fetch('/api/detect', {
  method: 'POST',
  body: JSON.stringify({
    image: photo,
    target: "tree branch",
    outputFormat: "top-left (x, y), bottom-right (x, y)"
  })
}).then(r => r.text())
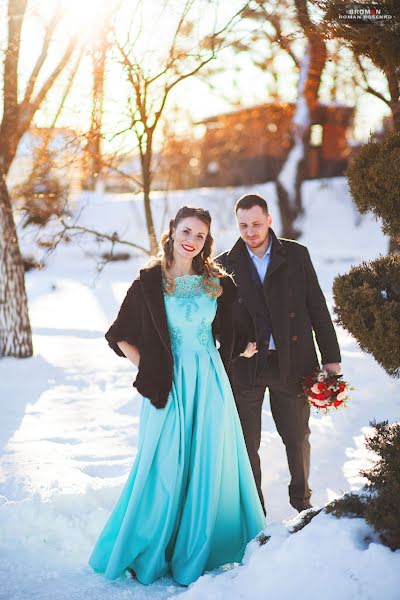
top-left (24, 36), bottom-right (79, 122)
top-left (23, 10), bottom-right (61, 105)
top-left (354, 54), bottom-right (390, 106)
top-left (293, 0), bottom-right (315, 36)
top-left (2, 0), bottom-right (27, 119)
top-left (383, 64), bottom-right (400, 116)
top-left (50, 49), bottom-right (83, 129)
top-left (59, 219), bottom-right (150, 254)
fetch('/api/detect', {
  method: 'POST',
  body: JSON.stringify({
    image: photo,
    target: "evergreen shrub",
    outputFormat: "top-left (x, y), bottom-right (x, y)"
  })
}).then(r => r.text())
top-left (291, 422), bottom-right (400, 551)
top-left (333, 254), bottom-right (400, 377)
top-left (346, 133), bottom-right (400, 241)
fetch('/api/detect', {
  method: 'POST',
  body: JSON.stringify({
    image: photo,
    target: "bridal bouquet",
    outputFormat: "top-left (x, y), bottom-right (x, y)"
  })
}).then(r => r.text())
top-left (302, 369), bottom-right (351, 412)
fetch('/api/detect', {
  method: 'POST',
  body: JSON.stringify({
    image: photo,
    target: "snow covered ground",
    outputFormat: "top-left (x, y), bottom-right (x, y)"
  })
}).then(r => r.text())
top-left (1, 178), bottom-right (399, 599)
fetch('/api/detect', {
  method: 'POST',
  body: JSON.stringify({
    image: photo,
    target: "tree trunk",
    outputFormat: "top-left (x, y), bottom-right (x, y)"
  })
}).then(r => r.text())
top-left (141, 137), bottom-right (158, 255)
top-left (387, 68), bottom-right (400, 254)
top-left (0, 176), bottom-right (33, 357)
top-left (0, 0), bottom-right (78, 358)
top-left (143, 182), bottom-right (158, 256)
top-left (275, 45), bottom-right (311, 239)
top-left (385, 65), bottom-right (400, 134)
top-left (86, 36), bottom-right (107, 190)
top-left (275, 28), bottom-right (327, 239)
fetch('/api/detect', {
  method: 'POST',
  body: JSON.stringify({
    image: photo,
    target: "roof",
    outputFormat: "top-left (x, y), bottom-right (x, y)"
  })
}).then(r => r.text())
top-left (196, 101), bottom-right (354, 125)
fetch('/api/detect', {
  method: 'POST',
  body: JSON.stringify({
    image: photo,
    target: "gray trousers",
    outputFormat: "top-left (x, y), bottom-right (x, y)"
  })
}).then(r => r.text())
top-left (231, 351), bottom-right (311, 513)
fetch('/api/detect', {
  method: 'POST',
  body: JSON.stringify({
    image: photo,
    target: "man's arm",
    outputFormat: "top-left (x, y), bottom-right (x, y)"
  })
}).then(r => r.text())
top-left (303, 247), bottom-right (341, 372)
top-left (215, 251), bottom-right (254, 359)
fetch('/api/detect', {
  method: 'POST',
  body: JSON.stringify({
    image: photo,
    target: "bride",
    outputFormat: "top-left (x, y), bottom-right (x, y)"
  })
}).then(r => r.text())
top-left (88, 205), bottom-right (266, 586)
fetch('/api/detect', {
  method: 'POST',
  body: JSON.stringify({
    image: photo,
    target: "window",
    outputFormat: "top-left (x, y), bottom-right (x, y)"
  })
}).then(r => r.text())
top-left (310, 124), bottom-right (323, 147)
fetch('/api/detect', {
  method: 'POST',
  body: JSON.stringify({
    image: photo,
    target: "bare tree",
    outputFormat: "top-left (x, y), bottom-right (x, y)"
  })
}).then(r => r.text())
top-left (239, 0), bottom-right (328, 238)
top-left (85, 24), bottom-right (111, 191)
top-left (279, 0), bottom-right (327, 238)
top-left (0, 0), bottom-right (80, 357)
top-left (114, 0), bottom-right (247, 255)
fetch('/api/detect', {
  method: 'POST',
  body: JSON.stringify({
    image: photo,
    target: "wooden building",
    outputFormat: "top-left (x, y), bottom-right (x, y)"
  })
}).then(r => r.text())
top-left (197, 102), bottom-right (354, 187)
top-left (160, 101), bottom-right (354, 189)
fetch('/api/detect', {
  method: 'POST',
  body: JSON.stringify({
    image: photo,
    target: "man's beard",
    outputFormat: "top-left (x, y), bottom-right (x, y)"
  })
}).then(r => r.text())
top-left (247, 233), bottom-right (269, 248)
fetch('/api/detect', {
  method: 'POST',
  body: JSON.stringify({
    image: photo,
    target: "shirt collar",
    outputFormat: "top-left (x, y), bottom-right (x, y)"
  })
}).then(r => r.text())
top-left (246, 237), bottom-right (272, 261)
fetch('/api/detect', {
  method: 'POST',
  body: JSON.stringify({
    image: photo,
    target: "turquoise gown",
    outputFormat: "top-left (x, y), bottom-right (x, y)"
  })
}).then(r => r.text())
top-left (88, 275), bottom-right (266, 586)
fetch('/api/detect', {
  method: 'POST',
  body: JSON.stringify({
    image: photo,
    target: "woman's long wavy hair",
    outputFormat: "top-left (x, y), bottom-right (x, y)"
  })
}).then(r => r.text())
top-left (150, 206), bottom-right (227, 297)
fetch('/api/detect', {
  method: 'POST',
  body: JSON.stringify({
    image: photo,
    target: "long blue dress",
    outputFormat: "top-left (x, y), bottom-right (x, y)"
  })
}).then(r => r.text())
top-left (88, 274), bottom-right (266, 586)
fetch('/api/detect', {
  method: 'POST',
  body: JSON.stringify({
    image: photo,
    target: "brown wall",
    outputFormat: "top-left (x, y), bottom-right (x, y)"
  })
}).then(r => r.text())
top-left (159, 103), bottom-right (354, 188)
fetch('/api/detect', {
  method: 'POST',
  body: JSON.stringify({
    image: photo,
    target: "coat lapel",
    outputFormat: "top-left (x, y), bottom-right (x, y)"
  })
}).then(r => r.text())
top-left (264, 229), bottom-right (287, 283)
top-left (225, 238), bottom-right (258, 318)
top-left (139, 264), bottom-right (172, 358)
top-left (226, 230), bottom-right (287, 312)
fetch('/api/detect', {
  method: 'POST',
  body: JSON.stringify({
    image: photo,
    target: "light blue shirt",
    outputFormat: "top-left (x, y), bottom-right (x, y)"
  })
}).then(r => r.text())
top-left (246, 239), bottom-right (276, 350)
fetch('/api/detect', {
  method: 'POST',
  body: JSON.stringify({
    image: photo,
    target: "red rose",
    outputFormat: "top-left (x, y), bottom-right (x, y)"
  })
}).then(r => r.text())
top-left (316, 392), bottom-right (332, 400)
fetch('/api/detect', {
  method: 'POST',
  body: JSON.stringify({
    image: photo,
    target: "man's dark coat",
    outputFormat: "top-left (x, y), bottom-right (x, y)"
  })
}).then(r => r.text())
top-left (105, 263), bottom-right (236, 408)
top-left (217, 229), bottom-right (341, 387)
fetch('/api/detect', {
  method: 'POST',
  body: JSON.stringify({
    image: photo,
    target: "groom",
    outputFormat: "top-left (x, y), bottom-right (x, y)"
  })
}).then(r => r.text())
top-left (217, 194), bottom-right (341, 514)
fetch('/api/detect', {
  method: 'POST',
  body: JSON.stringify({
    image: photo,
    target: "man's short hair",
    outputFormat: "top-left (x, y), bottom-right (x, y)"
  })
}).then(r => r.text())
top-left (235, 194), bottom-right (269, 215)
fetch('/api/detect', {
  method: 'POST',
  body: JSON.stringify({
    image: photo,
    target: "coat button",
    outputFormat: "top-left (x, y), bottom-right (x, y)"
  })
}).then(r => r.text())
top-left (291, 335), bottom-right (298, 342)
top-left (290, 312), bottom-right (295, 318)
top-left (238, 297), bottom-right (244, 304)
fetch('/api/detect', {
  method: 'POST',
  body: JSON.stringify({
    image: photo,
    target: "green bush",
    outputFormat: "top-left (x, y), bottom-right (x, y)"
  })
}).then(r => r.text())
top-left (361, 421), bottom-right (400, 550)
top-left (291, 423), bottom-right (400, 551)
top-left (325, 492), bottom-right (367, 519)
top-left (325, 422), bottom-right (400, 551)
top-left (346, 133), bottom-right (400, 241)
top-left (333, 254), bottom-right (400, 377)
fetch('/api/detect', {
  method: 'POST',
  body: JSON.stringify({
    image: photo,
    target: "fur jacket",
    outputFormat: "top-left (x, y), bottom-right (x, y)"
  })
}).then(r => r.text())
top-left (105, 263), bottom-right (236, 408)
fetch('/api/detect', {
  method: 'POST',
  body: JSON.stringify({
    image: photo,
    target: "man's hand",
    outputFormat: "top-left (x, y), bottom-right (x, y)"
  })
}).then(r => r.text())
top-left (322, 362), bottom-right (342, 375)
top-left (240, 341), bottom-right (258, 358)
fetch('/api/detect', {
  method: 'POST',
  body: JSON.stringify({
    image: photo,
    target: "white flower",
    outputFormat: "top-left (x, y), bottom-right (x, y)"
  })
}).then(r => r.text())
top-left (312, 398), bottom-right (328, 407)
top-left (336, 391), bottom-right (347, 402)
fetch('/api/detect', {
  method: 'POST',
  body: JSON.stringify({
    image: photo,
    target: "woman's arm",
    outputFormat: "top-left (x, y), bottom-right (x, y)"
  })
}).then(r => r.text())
top-left (117, 341), bottom-right (141, 367)
top-left (105, 279), bottom-right (143, 358)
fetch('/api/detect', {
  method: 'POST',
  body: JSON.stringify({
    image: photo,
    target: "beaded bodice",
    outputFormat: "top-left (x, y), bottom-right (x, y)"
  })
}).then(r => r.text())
top-left (163, 275), bottom-right (218, 354)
